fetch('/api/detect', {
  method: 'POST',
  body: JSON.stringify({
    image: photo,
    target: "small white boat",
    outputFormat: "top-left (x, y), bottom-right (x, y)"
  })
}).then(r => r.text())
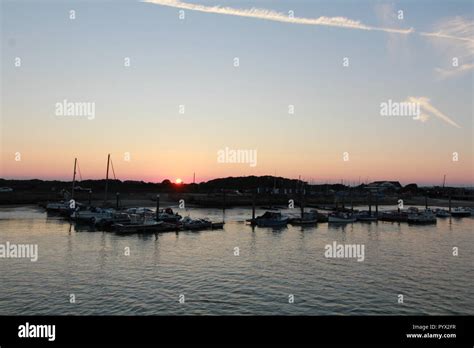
top-left (181, 217), bottom-right (213, 231)
top-left (255, 212), bottom-right (288, 227)
top-left (157, 208), bottom-right (182, 223)
top-left (407, 210), bottom-right (436, 224)
top-left (435, 209), bottom-right (451, 218)
top-left (72, 207), bottom-right (115, 224)
top-left (356, 211), bottom-right (377, 222)
top-left (290, 211), bottom-right (318, 225)
top-left (450, 207), bottom-right (471, 217)
top-left (328, 212), bottom-right (356, 223)
top-left (46, 201), bottom-right (69, 212)
top-left (114, 219), bottom-right (164, 233)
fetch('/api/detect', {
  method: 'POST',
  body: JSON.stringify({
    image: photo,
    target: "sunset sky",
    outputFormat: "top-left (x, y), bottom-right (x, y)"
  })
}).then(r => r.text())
top-left (1, 0), bottom-right (473, 186)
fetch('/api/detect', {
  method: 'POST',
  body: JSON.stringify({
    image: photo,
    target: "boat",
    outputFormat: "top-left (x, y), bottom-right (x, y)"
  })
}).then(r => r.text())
top-left (435, 209), bottom-right (451, 218)
top-left (356, 211), bottom-right (378, 222)
top-left (181, 217), bottom-right (213, 231)
top-left (114, 219), bottom-right (165, 233)
top-left (211, 222), bottom-right (225, 229)
top-left (125, 207), bottom-right (154, 215)
top-left (46, 200), bottom-right (81, 217)
top-left (328, 212), bottom-right (357, 223)
top-left (378, 210), bottom-right (409, 222)
top-left (94, 212), bottom-right (132, 229)
top-left (71, 207), bottom-right (115, 224)
top-left (450, 207), bottom-right (471, 217)
top-left (248, 211), bottom-right (288, 227)
top-left (46, 201), bottom-right (70, 213)
top-left (290, 211), bottom-right (317, 225)
top-left (157, 207), bottom-right (182, 223)
top-left (407, 210), bottom-right (437, 224)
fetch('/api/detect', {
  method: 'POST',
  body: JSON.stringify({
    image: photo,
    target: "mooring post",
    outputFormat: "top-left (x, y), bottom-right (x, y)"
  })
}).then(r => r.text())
top-left (156, 194), bottom-right (160, 220)
top-left (368, 191), bottom-right (372, 215)
top-left (252, 190), bottom-right (256, 220)
top-left (223, 190), bottom-right (226, 212)
top-left (375, 190), bottom-right (379, 217)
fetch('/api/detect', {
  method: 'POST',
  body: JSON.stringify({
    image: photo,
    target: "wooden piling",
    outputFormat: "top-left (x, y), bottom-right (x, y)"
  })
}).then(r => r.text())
top-left (368, 191), bottom-right (372, 214)
top-left (252, 191), bottom-right (256, 220)
top-left (375, 190), bottom-right (379, 216)
top-left (156, 194), bottom-right (160, 220)
top-left (223, 190), bottom-right (226, 212)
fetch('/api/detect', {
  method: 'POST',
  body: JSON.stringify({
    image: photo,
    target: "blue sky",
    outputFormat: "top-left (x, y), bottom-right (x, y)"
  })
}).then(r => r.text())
top-left (1, 0), bottom-right (473, 185)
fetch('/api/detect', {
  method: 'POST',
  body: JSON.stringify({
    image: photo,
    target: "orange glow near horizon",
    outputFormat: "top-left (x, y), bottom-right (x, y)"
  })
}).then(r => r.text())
top-left (175, 178), bottom-right (183, 184)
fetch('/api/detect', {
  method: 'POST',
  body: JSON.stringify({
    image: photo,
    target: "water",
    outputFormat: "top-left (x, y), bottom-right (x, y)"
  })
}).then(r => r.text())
top-left (0, 206), bottom-right (472, 315)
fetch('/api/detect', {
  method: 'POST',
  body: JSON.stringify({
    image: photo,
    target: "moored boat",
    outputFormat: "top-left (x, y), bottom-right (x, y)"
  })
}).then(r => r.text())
top-left (254, 212), bottom-right (288, 227)
top-left (181, 217), bottom-right (213, 231)
top-left (407, 210), bottom-right (437, 224)
top-left (328, 212), bottom-right (356, 223)
top-left (378, 210), bottom-right (409, 222)
top-left (450, 207), bottom-right (471, 217)
top-left (71, 207), bottom-right (115, 224)
top-left (290, 211), bottom-right (317, 225)
top-left (435, 209), bottom-right (451, 218)
top-left (157, 207), bottom-right (182, 223)
top-left (356, 211), bottom-right (378, 222)
top-left (113, 219), bottom-right (165, 233)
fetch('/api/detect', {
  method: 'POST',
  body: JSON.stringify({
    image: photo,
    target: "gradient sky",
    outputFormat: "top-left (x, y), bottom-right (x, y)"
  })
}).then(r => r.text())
top-left (1, 0), bottom-right (473, 186)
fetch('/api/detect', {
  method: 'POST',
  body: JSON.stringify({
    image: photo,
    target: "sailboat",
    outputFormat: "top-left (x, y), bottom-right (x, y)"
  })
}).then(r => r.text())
top-left (46, 158), bottom-right (79, 215)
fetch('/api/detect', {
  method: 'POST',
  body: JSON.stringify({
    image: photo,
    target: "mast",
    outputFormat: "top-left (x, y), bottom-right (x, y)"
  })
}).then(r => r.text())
top-left (104, 154), bottom-right (110, 204)
top-left (71, 158), bottom-right (77, 200)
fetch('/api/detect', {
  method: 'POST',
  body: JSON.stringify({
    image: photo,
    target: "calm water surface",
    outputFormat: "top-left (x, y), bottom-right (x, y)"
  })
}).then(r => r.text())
top-left (0, 206), bottom-right (473, 315)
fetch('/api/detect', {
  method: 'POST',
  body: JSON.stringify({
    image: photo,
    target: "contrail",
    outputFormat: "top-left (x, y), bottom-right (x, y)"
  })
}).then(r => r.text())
top-left (420, 31), bottom-right (474, 43)
top-left (142, 0), bottom-right (414, 34)
top-left (407, 97), bottom-right (461, 128)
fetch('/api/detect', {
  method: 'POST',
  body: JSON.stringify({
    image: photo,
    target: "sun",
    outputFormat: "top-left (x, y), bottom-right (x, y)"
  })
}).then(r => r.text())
top-left (175, 178), bottom-right (183, 184)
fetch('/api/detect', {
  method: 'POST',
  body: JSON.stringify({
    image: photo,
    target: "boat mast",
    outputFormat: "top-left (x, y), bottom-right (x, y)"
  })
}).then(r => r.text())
top-left (71, 158), bottom-right (77, 200)
top-left (104, 154), bottom-right (110, 204)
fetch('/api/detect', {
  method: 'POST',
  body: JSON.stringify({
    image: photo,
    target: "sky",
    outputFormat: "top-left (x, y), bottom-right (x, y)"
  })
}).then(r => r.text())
top-left (1, 0), bottom-right (473, 186)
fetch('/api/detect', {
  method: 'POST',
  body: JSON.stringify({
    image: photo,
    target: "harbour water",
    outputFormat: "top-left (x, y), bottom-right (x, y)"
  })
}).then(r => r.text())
top-left (0, 206), bottom-right (472, 315)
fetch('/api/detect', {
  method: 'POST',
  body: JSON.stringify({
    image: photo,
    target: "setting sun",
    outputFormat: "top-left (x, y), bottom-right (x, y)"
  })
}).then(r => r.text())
top-left (175, 178), bottom-right (183, 184)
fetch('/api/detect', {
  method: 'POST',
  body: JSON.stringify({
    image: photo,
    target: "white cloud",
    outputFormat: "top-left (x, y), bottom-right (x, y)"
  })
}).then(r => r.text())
top-left (435, 63), bottom-right (474, 80)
